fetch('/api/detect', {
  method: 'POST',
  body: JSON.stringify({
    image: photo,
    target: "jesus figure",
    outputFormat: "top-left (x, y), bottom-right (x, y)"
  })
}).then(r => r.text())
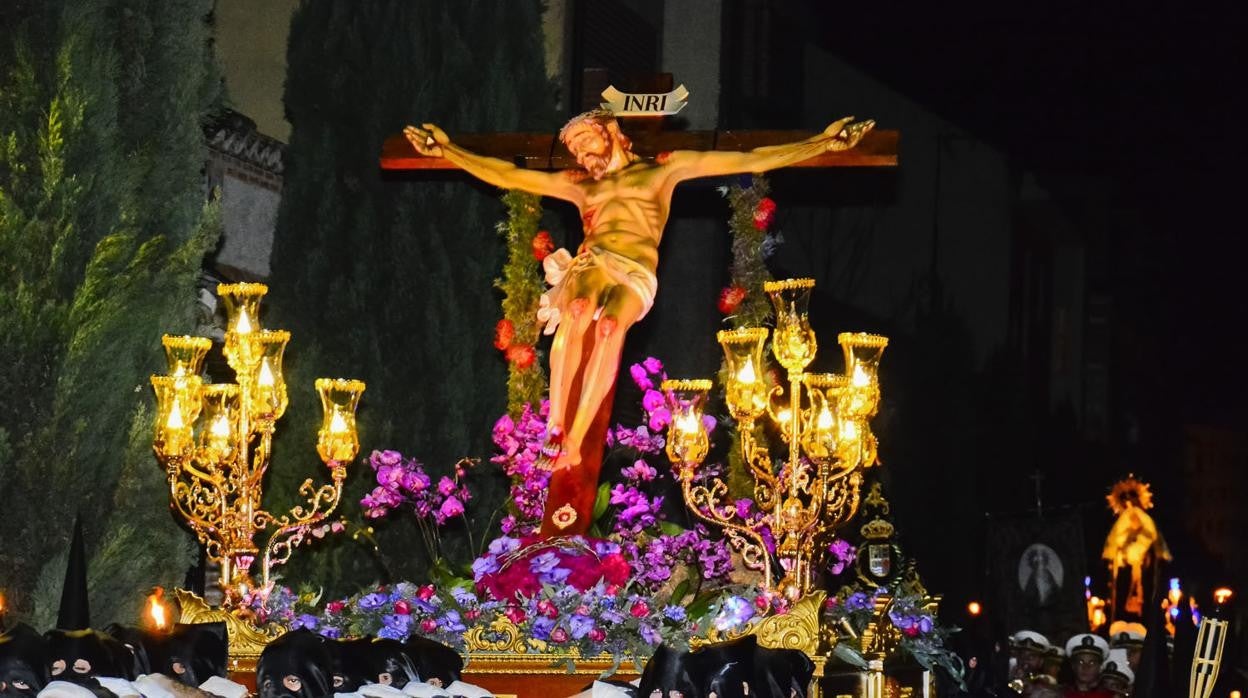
top-left (405, 111), bottom-right (873, 534)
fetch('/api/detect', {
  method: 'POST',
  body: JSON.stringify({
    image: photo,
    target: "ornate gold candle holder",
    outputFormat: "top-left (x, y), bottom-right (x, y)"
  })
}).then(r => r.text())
top-left (150, 283), bottom-right (365, 608)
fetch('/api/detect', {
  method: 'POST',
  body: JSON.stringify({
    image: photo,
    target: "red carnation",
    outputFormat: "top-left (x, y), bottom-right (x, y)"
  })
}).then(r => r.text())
top-left (493, 318), bottom-right (515, 351)
top-left (532, 230), bottom-right (554, 261)
top-left (417, 584), bottom-right (436, 601)
top-left (753, 197), bottom-right (777, 230)
top-left (718, 286), bottom-right (747, 315)
top-left (394, 600), bottom-right (411, 615)
top-left (505, 344), bottom-right (536, 369)
top-left (629, 600), bottom-right (651, 618)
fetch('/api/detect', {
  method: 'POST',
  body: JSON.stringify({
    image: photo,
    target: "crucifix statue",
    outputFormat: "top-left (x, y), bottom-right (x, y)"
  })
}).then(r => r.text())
top-left (400, 110), bottom-right (878, 536)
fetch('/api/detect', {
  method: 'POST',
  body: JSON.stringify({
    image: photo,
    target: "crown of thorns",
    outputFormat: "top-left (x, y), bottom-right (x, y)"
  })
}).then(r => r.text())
top-left (559, 109), bottom-right (617, 142)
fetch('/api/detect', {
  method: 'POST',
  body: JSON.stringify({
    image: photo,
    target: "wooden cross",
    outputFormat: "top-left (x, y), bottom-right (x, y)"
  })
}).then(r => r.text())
top-left (380, 126), bottom-right (898, 171)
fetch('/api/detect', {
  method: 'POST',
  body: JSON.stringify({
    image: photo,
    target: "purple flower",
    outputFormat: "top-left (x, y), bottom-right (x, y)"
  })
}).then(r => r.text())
top-left (593, 540), bottom-right (621, 556)
top-left (621, 460), bottom-right (657, 482)
top-left (382, 613), bottom-right (412, 634)
top-left (531, 616), bottom-right (555, 641)
top-left (827, 538), bottom-right (857, 575)
top-left (471, 555), bottom-right (499, 581)
top-left (438, 495), bottom-right (464, 519)
top-left (529, 551), bottom-right (561, 575)
top-left (437, 476), bottom-right (456, 497)
top-left (714, 596), bottom-right (756, 631)
top-left (647, 407), bottom-right (672, 432)
top-left (291, 614), bottom-right (319, 631)
top-left (568, 614), bottom-right (596, 639)
top-left (643, 357), bottom-right (664, 374)
top-left (318, 627), bottom-right (342, 639)
top-left (439, 610), bottom-right (466, 633)
top-left (845, 592), bottom-right (872, 612)
top-left (358, 592), bottom-right (388, 610)
top-left (629, 364), bottom-right (653, 390)
top-left (642, 389), bottom-right (665, 413)
top-left (373, 450), bottom-right (403, 467)
top-left (702, 414), bottom-right (717, 434)
top-left (638, 622), bottom-right (662, 646)
top-left (662, 605), bottom-right (687, 622)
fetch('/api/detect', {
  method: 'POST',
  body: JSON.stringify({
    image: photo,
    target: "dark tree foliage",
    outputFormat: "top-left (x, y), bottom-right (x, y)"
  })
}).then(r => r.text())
top-left (0, 0), bottom-right (222, 625)
top-left (266, 0), bottom-right (555, 591)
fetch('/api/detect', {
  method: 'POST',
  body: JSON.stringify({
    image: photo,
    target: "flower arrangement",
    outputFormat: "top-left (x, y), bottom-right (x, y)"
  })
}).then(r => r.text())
top-left (822, 582), bottom-right (965, 683)
top-left (494, 191), bottom-right (549, 413)
top-left (359, 450), bottom-right (480, 564)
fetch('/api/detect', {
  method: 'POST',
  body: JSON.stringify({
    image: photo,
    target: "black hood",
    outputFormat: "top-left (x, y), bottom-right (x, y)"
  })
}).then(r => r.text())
top-left (0, 624), bottom-right (48, 698)
top-left (636, 644), bottom-right (696, 698)
top-left (57, 517), bottom-right (90, 632)
top-left (257, 630), bottom-right (333, 698)
top-left (752, 645), bottom-right (815, 698)
top-left (687, 636), bottom-right (757, 698)
top-left (326, 638), bottom-right (372, 693)
top-left (364, 639), bottom-right (416, 689)
top-left (400, 636), bottom-right (462, 688)
top-left (102, 625), bottom-right (162, 680)
top-left (163, 623), bottom-right (226, 686)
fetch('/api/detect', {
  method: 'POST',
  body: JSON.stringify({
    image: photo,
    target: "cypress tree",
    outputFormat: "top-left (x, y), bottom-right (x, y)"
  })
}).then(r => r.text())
top-left (0, 0), bottom-right (222, 625)
top-left (267, 0), bottom-right (555, 590)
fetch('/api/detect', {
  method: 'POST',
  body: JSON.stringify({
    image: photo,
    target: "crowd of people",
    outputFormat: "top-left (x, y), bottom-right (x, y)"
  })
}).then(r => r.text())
top-left (1005, 625), bottom-right (1144, 697)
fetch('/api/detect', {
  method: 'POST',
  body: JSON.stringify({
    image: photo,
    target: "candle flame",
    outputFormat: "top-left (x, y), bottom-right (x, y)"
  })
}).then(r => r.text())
top-left (147, 589), bottom-right (167, 630)
top-left (777, 408), bottom-right (792, 424)
top-left (258, 358), bottom-right (275, 387)
top-left (235, 307), bottom-right (253, 334)
top-left (166, 399), bottom-right (185, 429)
top-left (1214, 587), bottom-right (1233, 605)
top-left (736, 357), bottom-right (757, 384)
top-left (816, 405), bottom-right (834, 431)
top-left (329, 410), bottom-right (349, 434)
top-left (851, 364), bottom-right (871, 387)
top-left (676, 412), bottom-right (701, 435)
top-left (210, 414), bottom-right (231, 438)
top-left (967, 601), bottom-right (982, 616)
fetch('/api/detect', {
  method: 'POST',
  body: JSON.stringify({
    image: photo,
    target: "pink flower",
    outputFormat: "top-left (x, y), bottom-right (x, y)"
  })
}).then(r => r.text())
top-left (326, 601), bottom-right (345, 614)
top-left (642, 389), bottom-right (665, 413)
top-left (588, 627), bottom-right (606, 642)
top-left (538, 599), bottom-right (559, 619)
top-left (394, 600), bottom-right (411, 615)
top-left (420, 618), bottom-right (438, 633)
top-left (437, 476), bottom-right (456, 496)
top-left (439, 496), bottom-right (464, 519)
top-left (550, 627), bottom-right (569, 643)
top-left (629, 363), bottom-right (653, 390)
top-left (504, 605), bottom-right (527, 624)
top-left (417, 585), bottom-right (436, 601)
top-left (643, 357), bottom-right (664, 374)
top-left (630, 600), bottom-right (650, 618)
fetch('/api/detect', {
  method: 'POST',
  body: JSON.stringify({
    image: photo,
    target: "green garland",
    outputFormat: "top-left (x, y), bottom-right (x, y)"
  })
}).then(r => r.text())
top-left (494, 191), bottom-right (549, 415)
top-left (724, 176), bottom-right (777, 328)
top-left (720, 177), bottom-right (779, 496)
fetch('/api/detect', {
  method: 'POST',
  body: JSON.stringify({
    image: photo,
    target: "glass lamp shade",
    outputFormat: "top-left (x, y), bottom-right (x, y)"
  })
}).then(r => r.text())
top-left (151, 374), bottom-right (203, 458)
top-left (765, 278), bottom-right (818, 372)
top-left (717, 327), bottom-right (770, 421)
top-left (661, 379), bottom-right (712, 475)
top-left (837, 332), bottom-right (888, 419)
top-left (162, 335), bottom-right (212, 377)
top-left (199, 384), bottom-right (240, 460)
top-left (218, 282), bottom-right (268, 370)
top-left (316, 378), bottom-right (365, 464)
top-left (801, 373), bottom-right (846, 461)
top-left (249, 330), bottom-right (290, 420)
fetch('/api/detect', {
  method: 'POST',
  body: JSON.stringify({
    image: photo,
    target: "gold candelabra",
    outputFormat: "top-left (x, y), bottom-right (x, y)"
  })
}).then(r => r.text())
top-left (664, 278), bottom-right (886, 598)
top-left (151, 282), bottom-right (364, 607)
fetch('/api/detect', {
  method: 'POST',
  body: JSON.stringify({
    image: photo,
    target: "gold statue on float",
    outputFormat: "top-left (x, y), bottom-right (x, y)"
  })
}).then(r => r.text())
top-left (404, 112), bottom-right (874, 536)
top-left (1101, 476), bottom-right (1171, 617)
